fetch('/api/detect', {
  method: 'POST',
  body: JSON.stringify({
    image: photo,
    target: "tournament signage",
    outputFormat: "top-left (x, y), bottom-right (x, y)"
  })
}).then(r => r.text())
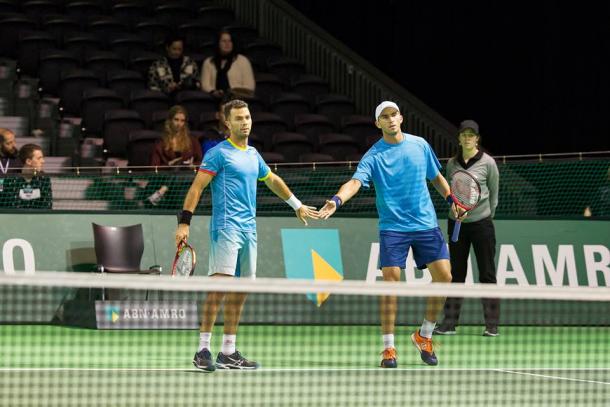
top-left (95, 301), bottom-right (198, 329)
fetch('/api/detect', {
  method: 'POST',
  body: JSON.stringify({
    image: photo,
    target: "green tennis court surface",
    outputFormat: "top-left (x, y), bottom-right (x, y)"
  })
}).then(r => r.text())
top-left (1, 325), bottom-right (608, 406)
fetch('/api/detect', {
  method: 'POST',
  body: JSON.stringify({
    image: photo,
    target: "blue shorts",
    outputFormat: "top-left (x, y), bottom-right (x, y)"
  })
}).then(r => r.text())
top-left (379, 227), bottom-right (449, 270)
top-left (208, 228), bottom-right (257, 278)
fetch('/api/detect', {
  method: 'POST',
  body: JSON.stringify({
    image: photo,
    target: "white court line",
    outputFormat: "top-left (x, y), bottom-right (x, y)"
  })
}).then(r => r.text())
top-left (497, 369), bottom-right (610, 385)
top-left (0, 367), bottom-right (609, 373)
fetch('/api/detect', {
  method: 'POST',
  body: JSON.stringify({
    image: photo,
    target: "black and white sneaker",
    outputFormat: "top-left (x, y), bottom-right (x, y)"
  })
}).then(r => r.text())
top-left (193, 349), bottom-right (216, 372)
top-left (483, 327), bottom-right (499, 337)
top-left (216, 350), bottom-right (260, 370)
top-left (433, 325), bottom-right (457, 335)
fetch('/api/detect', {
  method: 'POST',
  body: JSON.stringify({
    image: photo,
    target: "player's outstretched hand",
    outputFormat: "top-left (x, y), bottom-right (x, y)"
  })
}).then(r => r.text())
top-left (296, 205), bottom-right (320, 226)
top-left (319, 200), bottom-right (337, 220)
top-left (175, 224), bottom-right (189, 247)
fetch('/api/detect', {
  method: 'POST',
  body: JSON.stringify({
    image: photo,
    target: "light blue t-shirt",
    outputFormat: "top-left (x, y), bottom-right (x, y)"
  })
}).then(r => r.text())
top-left (199, 139), bottom-right (271, 232)
top-left (352, 133), bottom-right (441, 232)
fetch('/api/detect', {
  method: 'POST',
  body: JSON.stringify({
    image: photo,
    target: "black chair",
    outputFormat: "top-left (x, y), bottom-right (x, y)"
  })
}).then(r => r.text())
top-left (155, 3), bottom-right (193, 26)
top-left (63, 32), bottom-right (103, 63)
top-left (318, 133), bottom-right (361, 160)
top-left (198, 5), bottom-right (236, 29)
top-left (315, 94), bottom-right (356, 129)
top-left (128, 89), bottom-right (170, 128)
top-left (291, 75), bottom-right (330, 105)
top-left (260, 151), bottom-right (285, 164)
top-left (199, 111), bottom-right (219, 131)
top-left (106, 69), bottom-right (146, 104)
top-left (271, 132), bottom-right (314, 162)
top-left (23, 0), bottom-right (61, 19)
top-left (127, 129), bottom-right (162, 167)
top-left (41, 16), bottom-right (81, 43)
top-left (174, 91), bottom-right (217, 128)
top-left (108, 34), bottom-right (148, 61)
top-left (150, 110), bottom-right (169, 131)
top-left (38, 49), bottom-right (80, 96)
top-left (81, 88), bottom-right (124, 136)
top-left (248, 133), bottom-right (264, 152)
top-left (269, 93), bottom-right (311, 129)
top-left (65, 1), bottom-right (104, 23)
top-left (244, 40), bottom-right (283, 72)
top-left (294, 113), bottom-right (336, 146)
top-left (341, 115), bottom-right (379, 150)
top-left (267, 57), bottom-right (306, 84)
top-left (251, 112), bottom-right (288, 151)
top-left (111, 2), bottom-right (147, 27)
top-left (86, 17), bottom-right (128, 44)
top-left (222, 23), bottom-right (258, 46)
top-left (0, 14), bottom-right (38, 58)
top-left (240, 95), bottom-right (265, 113)
top-left (299, 153), bottom-right (335, 163)
top-left (179, 21), bottom-right (216, 52)
top-left (58, 69), bottom-right (101, 116)
top-left (102, 109), bottom-right (146, 158)
top-left (134, 20), bottom-right (170, 52)
top-left (84, 51), bottom-right (124, 80)
top-left (255, 72), bottom-right (285, 106)
top-left (128, 50), bottom-right (162, 77)
top-left (17, 31), bottom-right (56, 77)
top-left (92, 223), bottom-right (161, 301)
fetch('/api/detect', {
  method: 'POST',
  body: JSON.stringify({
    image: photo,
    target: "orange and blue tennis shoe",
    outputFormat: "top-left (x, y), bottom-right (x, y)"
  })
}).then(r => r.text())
top-left (411, 330), bottom-right (438, 366)
top-left (380, 347), bottom-right (397, 368)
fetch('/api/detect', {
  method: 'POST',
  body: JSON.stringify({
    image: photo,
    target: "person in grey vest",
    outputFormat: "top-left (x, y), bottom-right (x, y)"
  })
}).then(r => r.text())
top-left (435, 120), bottom-right (500, 337)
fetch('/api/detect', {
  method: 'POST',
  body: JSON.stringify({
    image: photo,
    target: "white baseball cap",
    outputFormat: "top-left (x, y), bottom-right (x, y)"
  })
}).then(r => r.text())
top-left (374, 101), bottom-right (400, 121)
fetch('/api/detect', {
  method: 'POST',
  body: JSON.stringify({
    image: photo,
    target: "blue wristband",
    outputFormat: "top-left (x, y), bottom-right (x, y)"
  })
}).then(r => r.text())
top-left (330, 195), bottom-right (342, 207)
top-left (446, 195), bottom-right (454, 205)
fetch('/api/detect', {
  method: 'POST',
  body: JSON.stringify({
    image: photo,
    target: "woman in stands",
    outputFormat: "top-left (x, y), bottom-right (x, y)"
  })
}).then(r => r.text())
top-left (200, 29), bottom-right (255, 98)
top-left (147, 105), bottom-right (202, 207)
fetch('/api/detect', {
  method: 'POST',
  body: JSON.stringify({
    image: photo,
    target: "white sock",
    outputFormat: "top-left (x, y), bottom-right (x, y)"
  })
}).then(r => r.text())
top-left (221, 334), bottom-right (236, 355)
top-left (420, 319), bottom-right (436, 338)
top-left (198, 332), bottom-right (212, 352)
top-left (382, 334), bottom-right (395, 349)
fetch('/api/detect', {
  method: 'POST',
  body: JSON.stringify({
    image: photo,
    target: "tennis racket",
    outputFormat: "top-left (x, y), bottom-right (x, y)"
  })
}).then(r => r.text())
top-left (450, 170), bottom-right (482, 242)
top-left (171, 240), bottom-right (196, 277)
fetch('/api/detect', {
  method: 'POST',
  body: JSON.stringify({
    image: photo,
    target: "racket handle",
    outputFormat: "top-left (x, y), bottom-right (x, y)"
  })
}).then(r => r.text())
top-left (451, 220), bottom-right (462, 242)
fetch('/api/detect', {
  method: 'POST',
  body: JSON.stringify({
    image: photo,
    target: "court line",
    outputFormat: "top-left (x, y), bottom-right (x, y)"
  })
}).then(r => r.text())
top-left (1, 367), bottom-right (609, 373)
top-left (496, 369), bottom-right (610, 385)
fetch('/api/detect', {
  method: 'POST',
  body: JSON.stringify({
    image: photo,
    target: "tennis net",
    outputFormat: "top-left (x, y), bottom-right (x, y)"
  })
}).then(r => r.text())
top-left (0, 272), bottom-right (608, 406)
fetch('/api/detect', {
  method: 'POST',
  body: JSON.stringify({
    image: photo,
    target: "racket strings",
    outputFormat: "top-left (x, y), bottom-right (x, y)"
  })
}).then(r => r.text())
top-left (451, 175), bottom-right (479, 208)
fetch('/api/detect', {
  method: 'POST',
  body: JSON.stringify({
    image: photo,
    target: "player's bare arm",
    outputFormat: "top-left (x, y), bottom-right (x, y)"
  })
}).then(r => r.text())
top-left (175, 171), bottom-right (214, 245)
top-left (430, 173), bottom-right (463, 219)
top-left (319, 179), bottom-right (362, 220)
top-left (263, 172), bottom-right (320, 225)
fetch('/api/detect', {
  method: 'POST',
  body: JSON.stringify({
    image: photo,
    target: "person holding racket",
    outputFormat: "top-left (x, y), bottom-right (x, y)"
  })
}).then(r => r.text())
top-left (434, 120), bottom-right (500, 337)
top-left (175, 99), bottom-right (319, 372)
top-left (319, 101), bottom-right (460, 367)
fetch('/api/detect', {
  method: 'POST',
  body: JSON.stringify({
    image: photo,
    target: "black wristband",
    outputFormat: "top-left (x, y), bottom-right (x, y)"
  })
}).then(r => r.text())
top-left (178, 210), bottom-right (193, 225)
top-left (446, 195), bottom-right (454, 205)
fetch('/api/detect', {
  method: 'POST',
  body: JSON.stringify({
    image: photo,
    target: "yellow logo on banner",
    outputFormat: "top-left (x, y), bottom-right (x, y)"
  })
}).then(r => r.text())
top-left (311, 249), bottom-right (343, 306)
top-left (111, 312), bottom-right (119, 323)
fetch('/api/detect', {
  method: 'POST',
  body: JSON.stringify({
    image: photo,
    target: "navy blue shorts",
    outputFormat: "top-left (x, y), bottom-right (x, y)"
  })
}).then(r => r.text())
top-left (379, 227), bottom-right (449, 270)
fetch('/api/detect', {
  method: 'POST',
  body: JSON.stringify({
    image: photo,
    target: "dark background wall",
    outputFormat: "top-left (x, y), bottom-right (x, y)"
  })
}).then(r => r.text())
top-left (287, 0), bottom-right (610, 156)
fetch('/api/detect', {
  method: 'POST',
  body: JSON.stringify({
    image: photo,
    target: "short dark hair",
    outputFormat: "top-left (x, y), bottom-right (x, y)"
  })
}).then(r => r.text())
top-left (18, 144), bottom-right (42, 163)
top-left (164, 32), bottom-right (185, 47)
top-left (223, 99), bottom-right (249, 119)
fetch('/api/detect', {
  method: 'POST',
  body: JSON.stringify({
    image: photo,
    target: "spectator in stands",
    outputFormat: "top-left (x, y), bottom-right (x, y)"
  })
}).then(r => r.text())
top-left (584, 166), bottom-right (610, 217)
top-left (5, 143), bottom-right (52, 209)
top-left (200, 100), bottom-right (230, 156)
top-left (434, 120), bottom-right (500, 337)
top-left (0, 128), bottom-right (22, 208)
top-left (147, 105), bottom-right (203, 207)
top-left (200, 30), bottom-right (255, 99)
top-left (148, 32), bottom-right (200, 97)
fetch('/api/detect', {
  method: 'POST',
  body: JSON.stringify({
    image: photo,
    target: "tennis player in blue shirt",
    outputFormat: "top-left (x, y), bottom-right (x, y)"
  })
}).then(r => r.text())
top-left (319, 101), bottom-right (459, 367)
top-left (176, 99), bottom-right (319, 372)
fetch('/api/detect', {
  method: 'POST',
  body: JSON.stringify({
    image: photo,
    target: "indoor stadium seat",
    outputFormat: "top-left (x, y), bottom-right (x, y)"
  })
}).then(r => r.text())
top-left (62, 32), bottom-right (103, 63)
top-left (92, 223), bottom-right (161, 300)
top-left (315, 94), bottom-right (356, 129)
top-left (0, 14), bottom-right (38, 58)
top-left (126, 129), bottom-right (162, 167)
top-left (294, 113), bottom-right (336, 146)
top-left (317, 133), bottom-right (361, 161)
top-left (269, 92), bottom-right (311, 129)
top-left (128, 50), bottom-right (162, 77)
top-left (298, 153), bottom-right (335, 163)
top-left (198, 5), bottom-right (236, 29)
top-left (291, 74), bottom-right (331, 105)
top-left (267, 57), bottom-right (306, 84)
top-left (41, 15), bottom-right (81, 43)
top-left (58, 69), bottom-right (101, 116)
top-left (271, 132), bottom-right (314, 162)
top-left (251, 112), bottom-right (288, 151)
top-left (244, 40), bottom-right (283, 72)
top-left (254, 72), bottom-right (286, 106)
top-left (128, 89), bottom-right (170, 129)
top-left (81, 88), bottom-right (124, 137)
top-left (154, 3), bottom-right (193, 27)
top-left (17, 31), bottom-right (56, 77)
top-left (106, 69), bottom-right (146, 104)
top-left (102, 109), bottom-right (145, 158)
top-left (260, 151), bottom-right (285, 164)
top-left (108, 34), bottom-right (148, 61)
top-left (341, 115), bottom-right (379, 150)
top-left (174, 91), bottom-right (217, 129)
top-left (38, 49), bottom-right (81, 96)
